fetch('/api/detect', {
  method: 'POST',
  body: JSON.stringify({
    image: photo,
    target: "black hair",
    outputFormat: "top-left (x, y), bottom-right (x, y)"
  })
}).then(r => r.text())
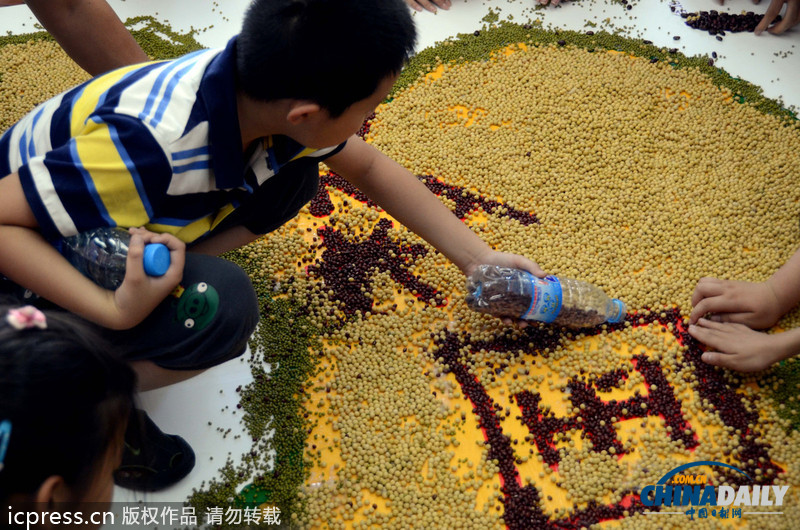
top-left (0, 305), bottom-right (136, 502)
top-left (237, 0), bottom-right (416, 117)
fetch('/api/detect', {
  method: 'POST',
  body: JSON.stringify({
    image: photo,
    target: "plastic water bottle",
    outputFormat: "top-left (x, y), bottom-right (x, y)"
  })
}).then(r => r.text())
top-left (465, 265), bottom-right (626, 328)
top-left (58, 227), bottom-right (171, 290)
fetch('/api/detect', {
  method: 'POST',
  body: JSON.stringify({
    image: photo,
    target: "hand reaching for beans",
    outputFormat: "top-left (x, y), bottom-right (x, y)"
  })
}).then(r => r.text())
top-left (689, 277), bottom-right (784, 329)
top-left (466, 250), bottom-right (546, 329)
top-left (688, 318), bottom-right (791, 372)
top-left (405, 0), bottom-right (451, 13)
top-left (716, 0), bottom-right (799, 34)
top-left (755, 0), bottom-right (800, 34)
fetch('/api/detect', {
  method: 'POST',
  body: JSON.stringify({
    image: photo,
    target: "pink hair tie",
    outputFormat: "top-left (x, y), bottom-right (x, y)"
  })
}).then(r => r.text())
top-left (6, 306), bottom-right (47, 330)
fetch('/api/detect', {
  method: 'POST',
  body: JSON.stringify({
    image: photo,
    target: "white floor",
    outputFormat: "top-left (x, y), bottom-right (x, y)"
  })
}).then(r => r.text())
top-left (1, 0), bottom-right (798, 507)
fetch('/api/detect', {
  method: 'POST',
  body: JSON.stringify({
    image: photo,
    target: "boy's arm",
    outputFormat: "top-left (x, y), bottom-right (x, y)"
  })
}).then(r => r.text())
top-left (188, 226), bottom-right (260, 256)
top-left (26, 0), bottom-right (148, 76)
top-left (0, 172), bottom-right (184, 329)
top-left (325, 137), bottom-right (543, 277)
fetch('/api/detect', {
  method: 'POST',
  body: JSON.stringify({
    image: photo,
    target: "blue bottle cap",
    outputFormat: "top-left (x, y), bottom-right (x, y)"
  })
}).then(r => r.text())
top-left (143, 243), bottom-right (170, 277)
top-left (608, 299), bottom-right (627, 323)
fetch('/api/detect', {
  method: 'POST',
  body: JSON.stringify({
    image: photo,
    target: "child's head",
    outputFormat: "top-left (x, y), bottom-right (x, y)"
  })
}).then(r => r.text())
top-left (0, 305), bottom-right (136, 518)
top-left (236, 0), bottom-right (416, 119)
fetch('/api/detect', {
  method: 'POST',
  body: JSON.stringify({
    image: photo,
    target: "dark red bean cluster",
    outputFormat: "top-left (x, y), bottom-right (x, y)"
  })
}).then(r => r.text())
top-left (309, 172), bottom-right (375, 217)
top-left (357, 112), bottom-right (376, 139)
top-left (559, 499), bottom-right (647, 530)
top-left (307, 218), bottom-right (444, 316)
top-left (682, 10), bottom-right (781, 36)
top-left (309, 171), bottom-right (538, 226)
top-left (593, 368), bottom-right (628, 392)
top-left (416, 304), bottom-right (785, 527)
top-left (420, 175), bottom-right (539, 226)
top-left (515, 354), bottom-right (696, 467)
top-left (432, 328), bottom-right (654, 528)
top-left (676, 321), bottom-right (784, 485)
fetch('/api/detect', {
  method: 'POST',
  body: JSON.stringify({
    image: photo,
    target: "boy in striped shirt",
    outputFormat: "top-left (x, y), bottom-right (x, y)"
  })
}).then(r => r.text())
top-left (0, 0), bottom-right (543, 491)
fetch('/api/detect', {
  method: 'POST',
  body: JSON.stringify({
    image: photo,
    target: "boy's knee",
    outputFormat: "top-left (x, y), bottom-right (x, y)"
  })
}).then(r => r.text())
top-left (120, 254), bottom-right (262, 371)
top-left (215, 259), bottom-right (260, 351)
top-left (188, 257), bottom-right (260, 363)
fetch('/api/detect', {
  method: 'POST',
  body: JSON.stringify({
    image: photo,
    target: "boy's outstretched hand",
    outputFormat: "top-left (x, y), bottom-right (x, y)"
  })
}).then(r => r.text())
top-left (687, 318), bottom-right (789, 371)
top-left (689, 277), bottom-right (783, 329)
top-left (111, 227), bottom-right (185, 330)
top-left (467, 250), bottom-right (546, 328)
top-left (464, 249), bottom-right (545, 279)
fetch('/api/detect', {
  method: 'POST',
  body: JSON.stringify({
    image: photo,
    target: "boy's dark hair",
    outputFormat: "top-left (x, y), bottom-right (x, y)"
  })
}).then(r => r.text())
top-left (237, 0), bottom-right (416, 118)
top-left (0, 305), bottom-right (136, 501)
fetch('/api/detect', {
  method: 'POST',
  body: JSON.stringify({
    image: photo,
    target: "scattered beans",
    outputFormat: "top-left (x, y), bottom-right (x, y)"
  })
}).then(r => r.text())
top-left (684, 10), bottom-right (782, 36)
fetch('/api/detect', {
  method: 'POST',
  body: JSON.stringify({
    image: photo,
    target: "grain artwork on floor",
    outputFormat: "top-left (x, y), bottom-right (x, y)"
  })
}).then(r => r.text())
top-left (3, 17), bottom-right (799, 530)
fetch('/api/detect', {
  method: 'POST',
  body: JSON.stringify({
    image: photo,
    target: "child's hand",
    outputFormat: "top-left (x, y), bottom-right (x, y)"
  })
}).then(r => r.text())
top-left (689, 277), bottom-right (783, 329)
top-left (755, 0), bottom-right (800, 34)
top-left (714, 0), bottom-right (762, 4)
top-left (688, 318), bottom-right (786, 372)
top-left (405, 0), bottom-right (451, 13)
top-left (468, 250), bottom-right (546, 328)
top-left (110, 228), bottom-right (185, 329)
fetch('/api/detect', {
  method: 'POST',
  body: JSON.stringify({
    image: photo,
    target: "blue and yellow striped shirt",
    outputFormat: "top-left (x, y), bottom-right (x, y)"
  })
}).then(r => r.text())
top-left (0, 37), bottom-right (344, 244)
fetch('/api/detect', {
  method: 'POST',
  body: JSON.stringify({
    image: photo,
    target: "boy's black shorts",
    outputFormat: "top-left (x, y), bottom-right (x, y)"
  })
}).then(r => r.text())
top-left (0, 253), bottom-right (260, 371)
top-left (104, 253), bottom-right (260, 370)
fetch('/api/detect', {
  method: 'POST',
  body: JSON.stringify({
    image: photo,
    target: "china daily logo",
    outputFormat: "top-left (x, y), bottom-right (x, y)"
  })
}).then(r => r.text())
top-left (640, 461), bottom-right (789, 521)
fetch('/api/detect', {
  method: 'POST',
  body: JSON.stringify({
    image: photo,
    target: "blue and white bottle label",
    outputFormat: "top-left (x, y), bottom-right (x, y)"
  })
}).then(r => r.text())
top-left (521, 274), bottom-right (563, 323)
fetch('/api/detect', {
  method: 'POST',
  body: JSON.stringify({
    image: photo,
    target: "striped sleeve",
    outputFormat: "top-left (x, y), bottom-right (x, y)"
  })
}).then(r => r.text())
top-left (311, 141), bottom-right (347, 160)
top-left (288, 141), bottom-right (347, 164)
top-left (17, 114), bottom-right (171, 240)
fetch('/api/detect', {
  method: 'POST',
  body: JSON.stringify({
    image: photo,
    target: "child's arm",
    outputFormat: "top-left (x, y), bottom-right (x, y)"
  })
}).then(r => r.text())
top-left (325, 137), bottom-right (544, 278)
top-left (0, 173), bottom-right (184, 329)
top-left (25, 0), bottom-right (149, 76)
top-left (689, 246), bottom-right (800, 327)
top-left (188, 226), bottom-right (260, 256)
top-left (405, 0), bottom-right (451, 14)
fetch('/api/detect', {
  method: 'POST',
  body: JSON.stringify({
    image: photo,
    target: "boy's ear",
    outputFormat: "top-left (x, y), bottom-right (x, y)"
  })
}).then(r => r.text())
top-left (286, 101), bottom-right (323, 125)
top-left (35, 475), bottom-right (70, 505)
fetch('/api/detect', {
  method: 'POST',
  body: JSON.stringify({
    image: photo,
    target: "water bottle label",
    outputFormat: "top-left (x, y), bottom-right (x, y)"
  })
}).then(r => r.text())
top-left (521, 274), bottom-right (563, 323)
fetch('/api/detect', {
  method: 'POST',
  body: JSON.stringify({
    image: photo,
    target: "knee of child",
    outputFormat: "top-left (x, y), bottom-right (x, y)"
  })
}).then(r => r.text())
top-left (220, 259), bottom-right (260, 326)
top-left (208, 259), bottom-right (260, 356)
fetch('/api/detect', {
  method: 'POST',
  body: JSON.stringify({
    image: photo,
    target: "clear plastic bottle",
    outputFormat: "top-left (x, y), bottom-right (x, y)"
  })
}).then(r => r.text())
top-left (465, 265), bottom-right (626, 328)
top-left (58, 227), bottom-right (171, 290)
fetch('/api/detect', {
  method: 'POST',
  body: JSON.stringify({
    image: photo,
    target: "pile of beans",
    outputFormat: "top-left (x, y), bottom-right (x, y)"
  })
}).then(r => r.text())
top-left (291, 26), bottom-right (798, 529)
top-left (250, 25), bottom-right (798, 529)
top-left (682, 10), bottom-right (781, 36)
top-left (0, 39), bottom-right (88, 131)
